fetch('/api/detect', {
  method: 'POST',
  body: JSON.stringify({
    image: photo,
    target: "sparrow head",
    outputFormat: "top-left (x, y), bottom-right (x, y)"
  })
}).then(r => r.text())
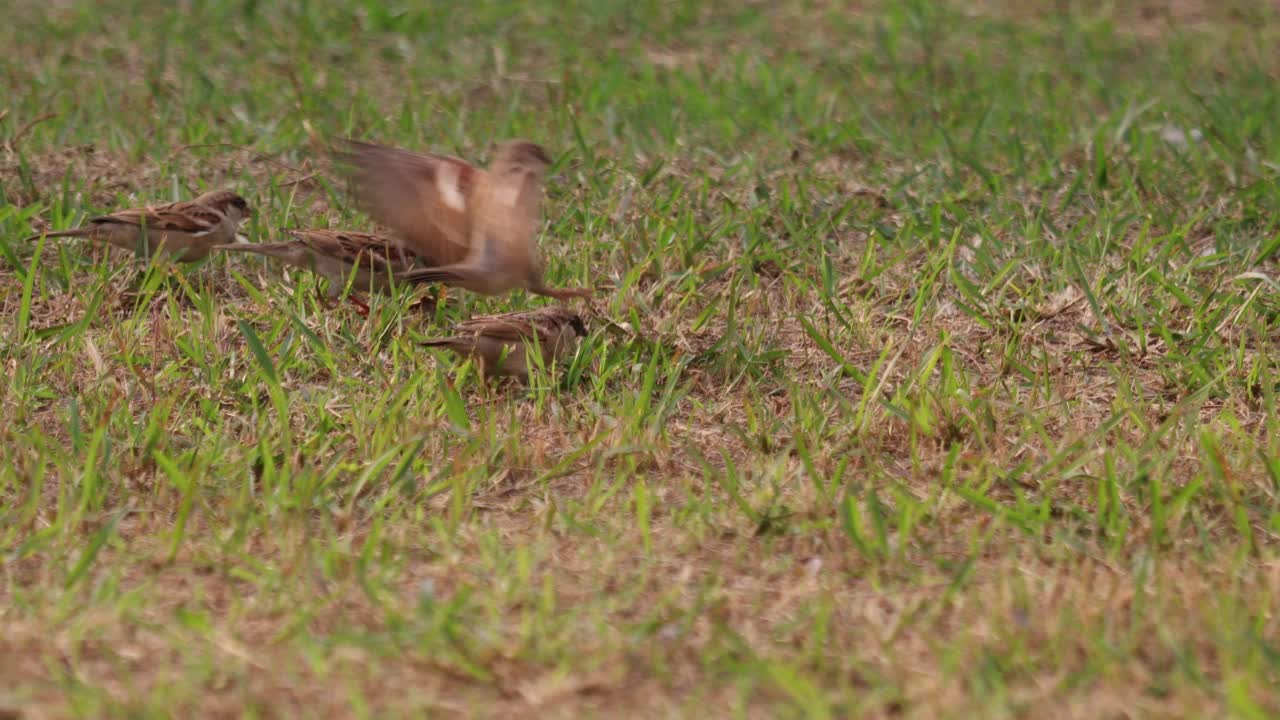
top-left (196, 190), bottom-right (252, 223)
top-left (492, 140), bottom-right (553, 176)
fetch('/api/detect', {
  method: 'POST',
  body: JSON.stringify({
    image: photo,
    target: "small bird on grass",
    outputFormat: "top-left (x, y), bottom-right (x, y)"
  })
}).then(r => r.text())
top-left (25, 190), bottom-right (251, 262)
top-left (334, 138), bottom-right (594, 301)
top-left (420, 306), bottom-right (588, 382)
top-left (213, 228), bottom-right (421, 314)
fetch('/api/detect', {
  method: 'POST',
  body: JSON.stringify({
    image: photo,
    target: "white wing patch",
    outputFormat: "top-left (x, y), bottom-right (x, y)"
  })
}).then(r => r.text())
top-left (437, 163), bottom-right (467, 212)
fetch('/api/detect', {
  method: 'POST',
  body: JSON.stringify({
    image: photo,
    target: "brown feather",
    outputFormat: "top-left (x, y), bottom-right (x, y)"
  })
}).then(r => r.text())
top-left (337, 137), bottom-right (592, 300)
top-left (334, 139), bottom-right (476, 267)
top-left (289, 229), bottom-right (418, 276)
top-left (420, 307), bottom-right (588, 381)
top-left (214, 228), bottom-right (418, 294)
top-left (24, 193), bottom-right (249, 261)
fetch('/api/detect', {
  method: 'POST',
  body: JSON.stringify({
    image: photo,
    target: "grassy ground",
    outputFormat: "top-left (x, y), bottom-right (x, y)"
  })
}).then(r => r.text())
top-left (3, 0), bottom-right (1280, 716)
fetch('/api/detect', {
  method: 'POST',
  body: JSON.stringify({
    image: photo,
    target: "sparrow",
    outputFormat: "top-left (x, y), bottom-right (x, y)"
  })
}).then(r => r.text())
top-left (420, 306), bottom-right (588, 381)
top-left (25, 190), bottom-right (251, 262)
top-left (212, 228), bottom-right (420, 295)
top-left (335, 138), bottom-right (593, 300)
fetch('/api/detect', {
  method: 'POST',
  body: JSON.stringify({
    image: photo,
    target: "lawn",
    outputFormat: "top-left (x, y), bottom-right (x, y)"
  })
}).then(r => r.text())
top-left (3, 0), bottom-right (1280, 717)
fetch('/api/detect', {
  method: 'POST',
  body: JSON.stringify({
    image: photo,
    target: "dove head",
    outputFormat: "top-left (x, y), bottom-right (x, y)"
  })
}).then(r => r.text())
top-left (567, 313), bottom-right (588, 337)
top-left (492, 140), bottom-right (553, 176)
top-left (195, 190), bottom-right (252, 224)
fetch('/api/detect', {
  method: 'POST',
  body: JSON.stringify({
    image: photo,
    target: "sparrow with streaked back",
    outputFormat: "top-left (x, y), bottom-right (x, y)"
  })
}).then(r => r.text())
top-left (420, 306), bottom-right (588, 382)
top-left (213, 228), bottom-right (419, 295)
top-left (25, 190), bottom-right (251, 262)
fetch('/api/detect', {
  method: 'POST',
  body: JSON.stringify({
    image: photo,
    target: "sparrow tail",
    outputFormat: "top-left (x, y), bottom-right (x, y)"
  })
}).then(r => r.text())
top-left (398, 267), bottom-right (465, 285)
top-left (210, 242), bottom-right (297, 259)
top-left (531, 285), bottom-right (595, 300)
top-left (24, 228), bottom-right (92, 242)
top-left (420, 338), bottom-right (469, 350)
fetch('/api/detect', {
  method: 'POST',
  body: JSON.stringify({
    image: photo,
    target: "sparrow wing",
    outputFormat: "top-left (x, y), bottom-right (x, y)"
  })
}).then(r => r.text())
top-left (454, 314), bottom-right (538, 344)
top-left (102, 201), bottom-right (225, 236)
top-left (334, 139), bottom-right (477, 267)
top-left (291, 229), bottom-right (417, 275)
top-left (454, 309), bottom-right (567, 345)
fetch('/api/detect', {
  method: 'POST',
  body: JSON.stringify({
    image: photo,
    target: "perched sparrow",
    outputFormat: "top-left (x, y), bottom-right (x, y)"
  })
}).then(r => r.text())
top-left (25, 190), bottom-right (251, 262)
top-left (335, 138), bottom-right (593, 300)
top-left (213, 228), bottom-right (419, 295)
top-left (420, 306), bottom-right (588, 381)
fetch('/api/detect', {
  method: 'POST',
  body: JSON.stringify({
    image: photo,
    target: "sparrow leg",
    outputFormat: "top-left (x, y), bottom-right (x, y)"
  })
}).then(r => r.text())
top-left (347, 294), bottom-right (371, 316)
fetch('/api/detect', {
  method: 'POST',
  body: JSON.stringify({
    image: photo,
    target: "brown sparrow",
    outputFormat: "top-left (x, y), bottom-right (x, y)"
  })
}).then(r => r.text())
top-left (213, 228), bottom-right (419, 295)
top-left (335, 138), bottom-right (593, 300)
top-left (25, 190), bottom-right (251, 262)
top-left (420, 306), bottom-right (588, 381)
